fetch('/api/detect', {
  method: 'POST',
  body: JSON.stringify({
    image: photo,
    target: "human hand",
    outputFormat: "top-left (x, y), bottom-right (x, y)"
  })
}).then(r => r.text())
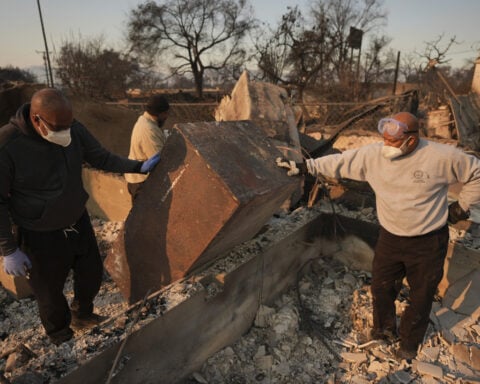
top-left (275, 157), bottom-right (307, 176)
top-left (140, 153), bottom-right (161, 173)
top-left (3, 249), bottom-right (32, 277)
top-left (448, 201), bottom-right (470, 224)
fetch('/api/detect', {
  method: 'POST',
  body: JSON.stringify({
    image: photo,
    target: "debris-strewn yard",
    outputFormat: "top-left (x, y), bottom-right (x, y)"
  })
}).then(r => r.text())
top-left (193, 221), bottom-right (480, 384)
top-left (1, 201), bottom-right (480, 383)
top-left (1, 81), bottom-right (479, 382)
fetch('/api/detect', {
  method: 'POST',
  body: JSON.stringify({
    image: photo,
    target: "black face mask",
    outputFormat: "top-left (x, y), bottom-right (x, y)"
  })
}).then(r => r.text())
top-left (157, 118), bottom-right (166, 128)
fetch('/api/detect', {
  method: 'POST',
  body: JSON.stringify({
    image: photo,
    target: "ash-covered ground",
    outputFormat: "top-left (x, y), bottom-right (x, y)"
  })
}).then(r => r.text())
top-left (191, 222), bottom-right (480, 384)
top-left (1, 200), bottom-right (480, 384)
top-left (2, 134), bottom-right (480, 384)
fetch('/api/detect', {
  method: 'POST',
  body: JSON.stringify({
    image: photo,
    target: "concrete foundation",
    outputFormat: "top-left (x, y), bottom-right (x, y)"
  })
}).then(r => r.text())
top-left (56, 211), bottom-right (480, 383)
top-left (105, 121), bottom-right (299, 304)
top-left (56, 212), bottom-right (347, 384)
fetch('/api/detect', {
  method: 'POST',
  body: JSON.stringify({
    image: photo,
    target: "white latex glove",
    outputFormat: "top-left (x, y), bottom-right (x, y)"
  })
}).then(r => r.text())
top-left (276, 157), bottom-right (301, 176)
top-left (3, 248), bottom-right (32, 277)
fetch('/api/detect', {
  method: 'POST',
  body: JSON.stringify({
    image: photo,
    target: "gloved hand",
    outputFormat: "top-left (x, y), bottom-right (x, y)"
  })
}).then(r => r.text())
top-left (140, 153), bottom-right (161, 173)
top-left (3, 248), bottom-right (32, 277)
top-left (275, 157), bottom-right (307, 176)
top-left (448, 201), bottom-right (470, 224)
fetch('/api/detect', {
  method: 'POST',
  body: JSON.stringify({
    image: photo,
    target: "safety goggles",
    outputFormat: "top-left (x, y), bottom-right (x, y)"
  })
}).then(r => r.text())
top-left (377, 118), bottom-right (418, 139)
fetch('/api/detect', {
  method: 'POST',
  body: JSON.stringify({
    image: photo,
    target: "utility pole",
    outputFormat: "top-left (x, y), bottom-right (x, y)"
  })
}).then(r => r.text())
top-left (36, 0), bottom-right (54, 87)
top-left (36, 50), bottom-right (51, 86)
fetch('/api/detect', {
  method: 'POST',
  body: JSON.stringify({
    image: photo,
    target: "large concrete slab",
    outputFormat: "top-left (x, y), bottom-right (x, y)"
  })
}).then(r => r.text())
top-left (40, 212), bottom-right (480, 384)
top-left (442, 268), bottom-right (480, 316)
top-left (58, 212), bottom-right (329, 384)
top-left (82, 168), bottom-right (131, 221)
top-left (438, 241), bottom-right (480, 298)
top-left (104, 120), bottom-right (299, 303)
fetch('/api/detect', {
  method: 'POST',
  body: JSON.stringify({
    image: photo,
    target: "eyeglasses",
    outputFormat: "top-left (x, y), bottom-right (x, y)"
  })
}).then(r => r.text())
top-left (378, 118), bottom-right (418, 139)
top-left (35, 114), bottom-right (72, 132)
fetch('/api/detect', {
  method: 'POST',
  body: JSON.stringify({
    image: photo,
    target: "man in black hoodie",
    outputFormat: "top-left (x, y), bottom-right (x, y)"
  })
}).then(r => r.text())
top-left (0, 88), bottom-right (160, 345)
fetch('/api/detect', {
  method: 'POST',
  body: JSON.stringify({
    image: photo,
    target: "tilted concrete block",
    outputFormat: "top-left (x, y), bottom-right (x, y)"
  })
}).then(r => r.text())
top-left (82, 168), bottom-right (131, 221)
top-left (105, 121), bottom-right (299, 303)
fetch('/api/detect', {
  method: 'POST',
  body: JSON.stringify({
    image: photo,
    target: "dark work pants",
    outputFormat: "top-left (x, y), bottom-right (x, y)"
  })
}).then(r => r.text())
top-left (127, 182), bottom-right (144, 203)
top-left (19, 211), bottom-right (103, 338)
top-left (371, 224), bottom-right (449, 350)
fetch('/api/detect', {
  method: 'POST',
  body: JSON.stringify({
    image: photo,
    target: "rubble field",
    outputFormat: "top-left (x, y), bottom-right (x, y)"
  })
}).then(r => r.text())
top-left (1, 81), bottom-right (480, 383)
top-left (1, 202), bottom-right (480, 383)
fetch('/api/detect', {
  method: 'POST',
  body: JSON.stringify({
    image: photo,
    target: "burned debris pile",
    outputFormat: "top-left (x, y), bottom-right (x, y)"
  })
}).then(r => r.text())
top-left (2, 72), bottom-right (480, 383)
top-left (2, 204), bottom-right (480, 383)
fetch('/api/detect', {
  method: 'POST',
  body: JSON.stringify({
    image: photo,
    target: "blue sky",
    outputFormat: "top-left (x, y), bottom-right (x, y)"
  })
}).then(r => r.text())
top-left (1, 0), bottom-right (479, 71)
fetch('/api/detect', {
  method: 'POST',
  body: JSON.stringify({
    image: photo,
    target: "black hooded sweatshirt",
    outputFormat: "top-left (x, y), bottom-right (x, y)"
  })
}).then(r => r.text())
top-left (0, 103), bottom-right (142, 255)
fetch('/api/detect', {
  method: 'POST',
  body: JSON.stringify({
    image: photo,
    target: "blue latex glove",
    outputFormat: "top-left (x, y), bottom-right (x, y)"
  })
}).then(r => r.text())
top-left (3, 249), bottom-right (32, 277)
top-left (140, 153), bottom-right (161, 173)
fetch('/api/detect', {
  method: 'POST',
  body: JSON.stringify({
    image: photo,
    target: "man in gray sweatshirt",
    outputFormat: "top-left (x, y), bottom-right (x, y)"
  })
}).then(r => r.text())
top-left (277, 112), bottom-right (480, 359)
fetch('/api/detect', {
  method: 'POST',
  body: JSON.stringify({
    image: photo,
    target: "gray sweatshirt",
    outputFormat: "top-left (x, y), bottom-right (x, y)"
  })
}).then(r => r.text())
top-left (306, 138), bottom-right (480, 236)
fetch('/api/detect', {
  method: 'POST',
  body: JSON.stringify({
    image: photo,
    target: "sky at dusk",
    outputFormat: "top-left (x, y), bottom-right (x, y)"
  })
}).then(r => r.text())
top-left (1, 0), bottom-right (478, 74)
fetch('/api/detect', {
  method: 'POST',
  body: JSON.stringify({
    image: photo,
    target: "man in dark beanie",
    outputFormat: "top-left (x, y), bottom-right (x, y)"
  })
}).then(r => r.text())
top-left (125, 94), bottom-right (170, 200)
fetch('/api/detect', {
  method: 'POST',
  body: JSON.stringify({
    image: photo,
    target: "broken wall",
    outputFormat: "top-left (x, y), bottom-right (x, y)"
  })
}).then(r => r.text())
top-left (82, 168), bottom-right (131, 221)
top-left (55, 210), bottom-right (378, 384)
top-left (472, 56), bottom-right (480, 95)
top-left (426, 107), bottom-right (453, 139)
top-left (105, 120), bottom-right (299, 304)
top-left (448, 93), bottom-right (480, 151)
top-left (215, 71), bottom-right (302, 164)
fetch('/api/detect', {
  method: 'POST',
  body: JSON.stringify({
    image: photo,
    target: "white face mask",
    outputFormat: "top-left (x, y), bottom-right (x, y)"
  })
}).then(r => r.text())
top-left (381, 145), bottom-right (403, 159)
top-left (40, 122), bottom-right (72, 147)
top-left (381, 137), bottom-right (411, 160)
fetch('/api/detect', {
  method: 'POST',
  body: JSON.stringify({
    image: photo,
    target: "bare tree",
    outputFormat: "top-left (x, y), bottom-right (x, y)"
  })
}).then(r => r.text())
top-left (55, 36), bottom-right (140, 99)
top-left (0, 66), bottom-right (37, 85)
top-left (414, 34), bottom-right (463, 108)
top-left (400, 52), bottom-right (423, 83)
top-left (448, 65), bottom-right (475, 94)
top-left (314, 0), bottom-right (387, 83)
top-left (362, 35), bottom-right (394, 85)
top-left (420, 33), bottom-right (459, 68)
top-left (254, 0), bottom-right (388, 101)
top-left (126, 0), bottom-right (254, 98)
top-left (254, 6), bottom-right (312, 88)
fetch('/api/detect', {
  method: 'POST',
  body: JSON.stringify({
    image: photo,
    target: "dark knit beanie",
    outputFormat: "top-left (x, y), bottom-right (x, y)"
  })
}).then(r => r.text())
top-left (146, 95), bottom-right (170, 115)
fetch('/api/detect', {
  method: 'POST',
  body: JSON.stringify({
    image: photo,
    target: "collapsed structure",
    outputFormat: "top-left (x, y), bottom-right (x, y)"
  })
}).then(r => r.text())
top-left (105, 120), bottom-right (298, 303)
top-left (1, 67), bottom-right (480, 382)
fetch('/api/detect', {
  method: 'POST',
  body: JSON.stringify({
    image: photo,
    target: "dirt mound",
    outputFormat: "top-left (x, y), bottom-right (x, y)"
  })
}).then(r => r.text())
top-left (71, 99), bottom-right (138, 156)
top-left (0, 84), bottom-right (217, 156)
top-left (0, 84), bottom-right (136, 156)
top-left (0, 82), bottom-right (42, 127)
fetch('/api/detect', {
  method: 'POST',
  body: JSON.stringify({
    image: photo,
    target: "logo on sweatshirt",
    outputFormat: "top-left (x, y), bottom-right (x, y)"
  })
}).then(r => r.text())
top-left (412, 170), bottom-right (429, 183)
